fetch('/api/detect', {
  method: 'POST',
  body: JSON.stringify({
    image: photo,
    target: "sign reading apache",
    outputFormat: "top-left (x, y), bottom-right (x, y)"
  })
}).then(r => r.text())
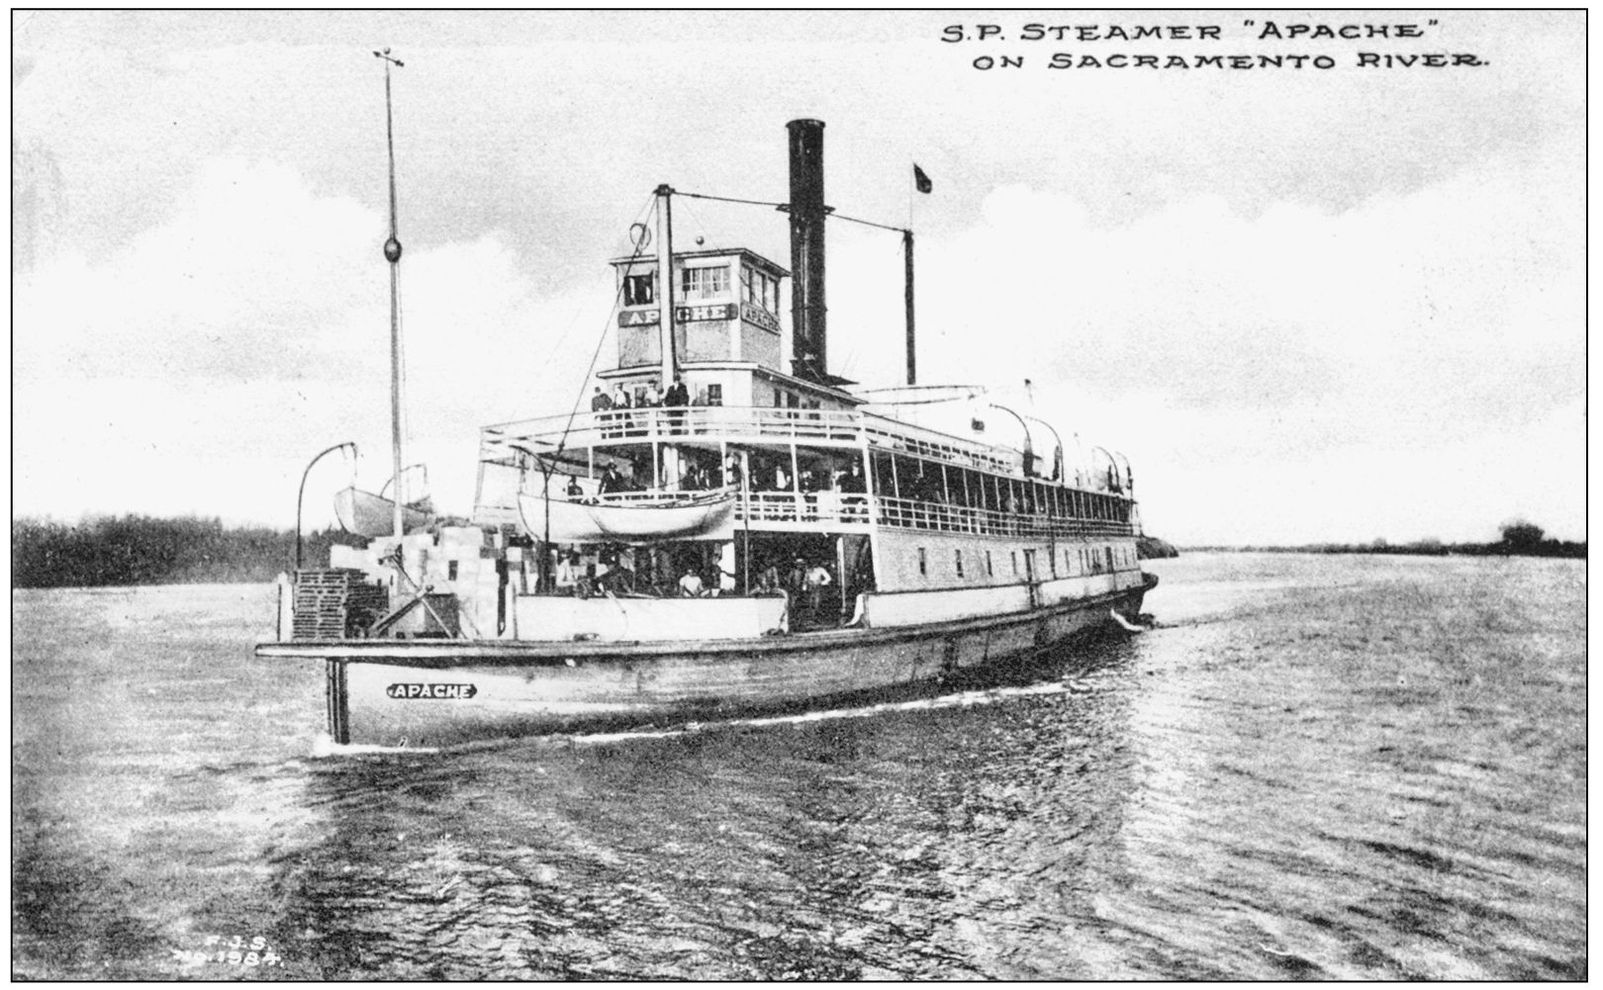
top-left (618, 304), bottom-right (738, 327)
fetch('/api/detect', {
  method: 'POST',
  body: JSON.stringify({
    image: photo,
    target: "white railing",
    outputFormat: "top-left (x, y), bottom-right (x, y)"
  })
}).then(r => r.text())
top-left (736, 490), bottom-right (873, 526)
top-left (482, 405), bottom-right (865, 453)
top-left (478, 485), bottom-right (1130, 538)
top-left (872, 495), bottom-right (1134, 539)
top-left (480, 405), bottom-right (1036, 476)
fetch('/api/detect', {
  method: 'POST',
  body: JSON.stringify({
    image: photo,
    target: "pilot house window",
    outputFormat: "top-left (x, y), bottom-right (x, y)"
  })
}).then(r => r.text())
top-left (624, 273), bottom-right (654, 306)
top-left (743, 266), bottom-right (780, 313)
top-left (682, 266), bottom-right (729, 300)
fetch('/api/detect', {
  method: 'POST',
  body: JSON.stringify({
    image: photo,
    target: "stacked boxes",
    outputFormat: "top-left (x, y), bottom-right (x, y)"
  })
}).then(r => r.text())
top-left (291, 568), bottom-right (390, 640)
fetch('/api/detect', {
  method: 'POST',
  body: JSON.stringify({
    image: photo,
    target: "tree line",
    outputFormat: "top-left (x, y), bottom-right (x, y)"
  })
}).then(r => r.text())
top-left (12, 515), bottom-right (364, 588)
top-left (1188, 521), bottom-right (1584, 559)
top-left (12, 514), bottom-right (1580, 590)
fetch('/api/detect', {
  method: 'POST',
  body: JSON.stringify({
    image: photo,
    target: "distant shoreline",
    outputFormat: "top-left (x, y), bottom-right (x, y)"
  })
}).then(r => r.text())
top-left (11, 515), bottom-right (363, 590)
top-left (1179, 542), bottom-right (1585, 559)
top-left (11, 515), bottom-right (1583, 590)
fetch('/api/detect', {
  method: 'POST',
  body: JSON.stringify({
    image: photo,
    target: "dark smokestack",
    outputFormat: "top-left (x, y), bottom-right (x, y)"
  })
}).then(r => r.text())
top-left (786, 119), bottom-right (826, 381)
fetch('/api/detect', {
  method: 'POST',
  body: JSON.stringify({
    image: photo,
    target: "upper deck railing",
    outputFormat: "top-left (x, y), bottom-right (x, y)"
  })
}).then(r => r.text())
top-left (740, 492), bottom-right (1134, 538)
top-left (473, 486), bottom-right (1134, 540)
top-left (480, 405), bottom-right (1028, 478)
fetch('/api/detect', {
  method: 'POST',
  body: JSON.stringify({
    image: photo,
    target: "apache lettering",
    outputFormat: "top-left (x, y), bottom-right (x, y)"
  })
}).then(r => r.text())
top-left (1257, 21), bottom-right (1425, 40)
top-left (386, 683), bottom-right (479, 700)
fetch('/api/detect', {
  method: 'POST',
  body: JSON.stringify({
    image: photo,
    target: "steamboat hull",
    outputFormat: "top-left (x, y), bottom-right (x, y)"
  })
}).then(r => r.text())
top-left (257, 576), bottom-right (1153, 748)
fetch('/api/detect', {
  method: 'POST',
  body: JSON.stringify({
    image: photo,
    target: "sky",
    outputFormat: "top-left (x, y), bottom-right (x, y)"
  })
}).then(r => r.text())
top-left (11, 10), bottom-right (1586, 545)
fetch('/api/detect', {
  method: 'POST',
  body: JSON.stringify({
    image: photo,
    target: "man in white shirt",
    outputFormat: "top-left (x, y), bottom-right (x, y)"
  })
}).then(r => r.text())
top-left (805, 563), bottom-right (832, 611)
top-left (678, 568), bottom-right (705, 597)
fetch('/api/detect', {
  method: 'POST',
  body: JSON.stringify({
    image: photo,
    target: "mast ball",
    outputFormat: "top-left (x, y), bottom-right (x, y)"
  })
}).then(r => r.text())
top-left (383, 237), bottom-right (403, 263)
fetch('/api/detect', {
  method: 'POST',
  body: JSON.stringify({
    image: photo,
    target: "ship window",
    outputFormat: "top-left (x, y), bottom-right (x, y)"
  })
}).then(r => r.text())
top-left (1049, 547), bottom-right (1057, 578)
top-left (1106, 547), bottom-right (1115, 572)
top-left (743, 267), bottom-right (778, 313)
top-left (682, 265), bottom-right (729, 300)
top-left (986, 551), bottom-right (994, 576)
top-left (955, 549), bottom-right (964, 577)
top-left (1011, 551), bottom-right (1018, 575)
top-left (448, 560), bottom-right (458, 581)
top-left (624, 272), bottom-right (654, 306)
top-left (918, 547), bottom-right (927, 576)
top-left (706, 384), bottom-right (723, 406)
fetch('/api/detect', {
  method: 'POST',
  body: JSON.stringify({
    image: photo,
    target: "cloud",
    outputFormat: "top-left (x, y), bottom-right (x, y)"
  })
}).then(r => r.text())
top-left (823, 133), bottom-right (1581, 544)
top-left (12, 157), bottom-right (616, 526)
top-left (16, 158), bottom-right (382, 385)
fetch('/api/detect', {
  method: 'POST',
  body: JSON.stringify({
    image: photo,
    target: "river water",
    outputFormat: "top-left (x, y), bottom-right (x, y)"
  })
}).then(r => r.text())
top-left (11, 553), bottom-right (1586, 979)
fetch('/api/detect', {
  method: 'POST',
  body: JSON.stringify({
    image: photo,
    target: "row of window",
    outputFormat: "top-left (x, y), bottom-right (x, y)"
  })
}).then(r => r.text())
top-left (913, 543), bottom-right (1135, 581)
top-left (741, 266), bottom-right (781, 313)
top-left (871, 451), bottom-right (1129, 523)
top-left (682, 265), bottom-right (729, 300)
top-left (621, 265), bottom-right (779, 308)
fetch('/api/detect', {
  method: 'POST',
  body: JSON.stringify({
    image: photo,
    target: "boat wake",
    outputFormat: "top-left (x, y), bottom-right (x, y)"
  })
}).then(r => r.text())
top-left (565, 676), bottom-right (1108, 747)
top-left (310, 732), bottom-right (440, 757)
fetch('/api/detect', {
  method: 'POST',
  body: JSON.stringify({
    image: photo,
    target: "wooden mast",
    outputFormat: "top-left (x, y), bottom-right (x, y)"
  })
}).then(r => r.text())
top-left (375, 47), bottom-right (406, 538)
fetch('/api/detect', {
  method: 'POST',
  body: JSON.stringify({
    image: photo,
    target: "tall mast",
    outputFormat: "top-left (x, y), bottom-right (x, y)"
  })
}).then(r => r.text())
top-left (375, 48), bottom-right (406, 539)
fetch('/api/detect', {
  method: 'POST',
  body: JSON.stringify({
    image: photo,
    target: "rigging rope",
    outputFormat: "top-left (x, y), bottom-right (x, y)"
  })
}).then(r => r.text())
top-left (552, 193), bottom-right (659, 459)
top-left (830, 211), bottom-right (907, 235)
top-left (678, 190), bottom-right (785, 210)
top-left (677, 189), bottom-right (909, 235)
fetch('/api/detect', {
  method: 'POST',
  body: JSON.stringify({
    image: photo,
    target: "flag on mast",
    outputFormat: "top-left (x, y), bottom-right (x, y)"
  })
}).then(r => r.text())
top-left (913, 164), bottom-right (932, 194)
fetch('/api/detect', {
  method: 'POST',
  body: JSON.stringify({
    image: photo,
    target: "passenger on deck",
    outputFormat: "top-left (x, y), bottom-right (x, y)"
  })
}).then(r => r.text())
top-left (555, 553), bottom-right (580, 595)
top-left (788, 558), bottom-right (808, 598)
top-left (678, 568), bottom-right (705, 597)
top-left (805, 564), bottom-right (833, 611)
top-left (598, 465), bottom-right (624, 495)
top-left (565, 475), bottom-right (583, 497)
top-left (756, 562), bottom-right (781, 593)
top-left (839, 462), bottom-right (867, 519)
top-left (664, 375), bottom-right (689, 435)
top-left (839, 462), bottom-right (866, 493)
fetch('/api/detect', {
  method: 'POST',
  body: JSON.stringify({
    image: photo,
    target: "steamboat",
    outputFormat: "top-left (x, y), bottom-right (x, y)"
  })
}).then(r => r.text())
top-left (256, 91), bottom-right (1155, 747)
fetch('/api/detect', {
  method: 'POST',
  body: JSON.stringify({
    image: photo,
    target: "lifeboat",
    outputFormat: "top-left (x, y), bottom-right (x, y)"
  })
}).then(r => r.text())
top-left (518, 488), bottom-right (736, 545)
